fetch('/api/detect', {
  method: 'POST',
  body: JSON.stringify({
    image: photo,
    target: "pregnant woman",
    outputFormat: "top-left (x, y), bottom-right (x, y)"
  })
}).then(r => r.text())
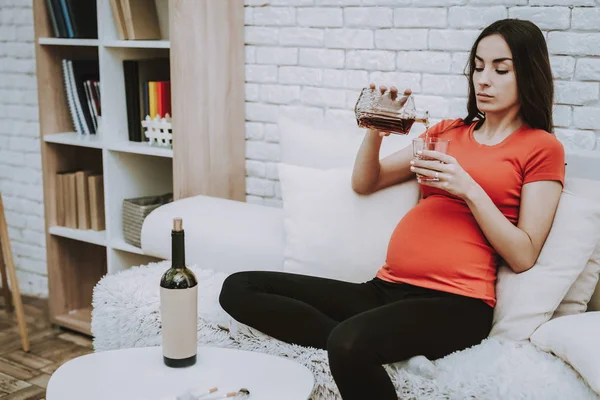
top-left (219, 18), bottom-right (565, 400)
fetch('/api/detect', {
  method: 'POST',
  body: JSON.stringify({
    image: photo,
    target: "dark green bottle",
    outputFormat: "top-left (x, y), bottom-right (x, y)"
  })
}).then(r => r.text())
top-left (159, 217), bottom-right (198, 368)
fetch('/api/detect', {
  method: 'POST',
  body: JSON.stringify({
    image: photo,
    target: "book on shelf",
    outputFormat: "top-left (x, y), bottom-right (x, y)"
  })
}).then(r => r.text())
top-left (61, 59), bottom-right (101, 135)
top-left (45, 0), bottom-right (98, 39)
top-left (61, 172), bottom-right (77, 229)
top-left (55, 171), bottom-right (105, 231)
top-left (146, 81), bottom-right (171, 120)
top-left (88, 175), bottom-right (105, 231)
top-left (55, 173), bottom-right (66, 227)
top-left (110, 0), bottom-right (162, 40)
top-left (75, 170), bottom-right (92, 230)
top-left (123, 58), bottom-right (171, 142)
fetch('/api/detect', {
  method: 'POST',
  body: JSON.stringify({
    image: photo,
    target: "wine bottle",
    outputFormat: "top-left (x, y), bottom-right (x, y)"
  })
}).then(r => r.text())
top-left (160, 217), bottom-right (198, 368)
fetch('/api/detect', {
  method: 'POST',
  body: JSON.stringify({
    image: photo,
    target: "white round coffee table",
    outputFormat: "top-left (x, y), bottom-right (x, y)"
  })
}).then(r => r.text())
top-left (47, 346), bottom-right (315, 400)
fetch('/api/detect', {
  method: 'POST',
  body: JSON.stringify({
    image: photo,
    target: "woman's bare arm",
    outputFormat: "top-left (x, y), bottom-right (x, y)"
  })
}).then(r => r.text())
top-left (351, 134), bottom-right (415, 195)
top-left (465, 180), bottom-right (562, 273)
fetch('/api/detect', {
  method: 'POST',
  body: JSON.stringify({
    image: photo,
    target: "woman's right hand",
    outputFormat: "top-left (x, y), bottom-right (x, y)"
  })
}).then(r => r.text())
top-left (368, 83), bottom-right (412, 137)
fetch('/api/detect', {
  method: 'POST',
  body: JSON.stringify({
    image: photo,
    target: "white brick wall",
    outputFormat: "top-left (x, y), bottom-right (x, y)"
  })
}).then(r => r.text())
top-left (244, 0), bottom-right (600, 206)
top-left (0, 2), bottom-right (47, 297)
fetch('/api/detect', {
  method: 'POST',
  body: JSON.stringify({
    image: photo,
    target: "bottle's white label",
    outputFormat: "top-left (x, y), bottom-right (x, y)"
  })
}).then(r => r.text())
top-left (160, 286), bottom-right (198, 359)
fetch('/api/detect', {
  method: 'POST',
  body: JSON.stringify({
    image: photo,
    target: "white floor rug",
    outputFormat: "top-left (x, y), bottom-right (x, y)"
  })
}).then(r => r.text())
top-left (92, 261), bottom-right (598, 400)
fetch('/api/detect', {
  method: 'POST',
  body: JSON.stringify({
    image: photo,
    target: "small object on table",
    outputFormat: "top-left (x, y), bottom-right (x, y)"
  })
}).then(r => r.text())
top-left (209, 388), bottom-right (250, 399)
top-left (176, 386), bottom-right (218, 399)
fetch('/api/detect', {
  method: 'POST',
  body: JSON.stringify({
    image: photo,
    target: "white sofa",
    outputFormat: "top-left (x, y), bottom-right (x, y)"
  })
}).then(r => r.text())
top-left (140, 152), bottom-right (600, 313)
top-left (140, 122), bottom-right (600, 312)
top-left (93, 116), bottom-right (600, 399)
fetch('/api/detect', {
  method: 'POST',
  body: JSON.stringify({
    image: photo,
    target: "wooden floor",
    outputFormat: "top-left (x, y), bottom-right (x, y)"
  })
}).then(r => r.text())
top-left (0, 296), bottom-right (93, 400)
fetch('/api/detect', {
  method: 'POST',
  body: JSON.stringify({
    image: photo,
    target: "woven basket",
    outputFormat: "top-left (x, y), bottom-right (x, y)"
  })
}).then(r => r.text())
top-left (122, 193), bottom-right (173, 248)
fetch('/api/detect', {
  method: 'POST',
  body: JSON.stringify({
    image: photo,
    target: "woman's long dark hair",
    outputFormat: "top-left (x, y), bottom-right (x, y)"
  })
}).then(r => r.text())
top-left (463, 19), bottom-right (554, 133)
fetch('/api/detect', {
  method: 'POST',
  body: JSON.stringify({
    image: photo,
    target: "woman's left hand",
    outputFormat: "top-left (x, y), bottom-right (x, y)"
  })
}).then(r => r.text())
top-left (409, 150), bottom-right (477, 199)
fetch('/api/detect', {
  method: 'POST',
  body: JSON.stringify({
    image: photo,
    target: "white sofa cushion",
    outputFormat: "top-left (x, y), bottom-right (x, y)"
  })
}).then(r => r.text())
top-left (278, 115), bottom-right (413, 169)
top-left (490, 189), bottom-right (600, 341)
top-left (141, 195), bottom-right (285, 273)
top-left (553, 243), bottom-right (600, 317)
top-left (531, 311), bottom-right (600, 395)
top-left (278, 163), bottom-right (420, 283)
top-left (553, 178), bottom-right (600, 317)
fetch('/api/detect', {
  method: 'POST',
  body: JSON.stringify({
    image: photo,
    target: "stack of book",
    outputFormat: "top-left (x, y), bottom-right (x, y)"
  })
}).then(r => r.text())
top-left (110, 0), bottom-right (162, 40)
top-left (124, 58), bottom-right (171, 142)
top-left (61, 59), bottom-right (101, 135)
top-left (144, 81), bottom-right (171, 120)
top-left (55, 171), bottom-right (105, 231)
top-left (45, 0), bottom-right (97, 39)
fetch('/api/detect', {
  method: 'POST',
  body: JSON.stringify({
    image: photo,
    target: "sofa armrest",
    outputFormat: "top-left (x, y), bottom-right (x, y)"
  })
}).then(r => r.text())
top-left (141, 195), bottom-right (285, 274)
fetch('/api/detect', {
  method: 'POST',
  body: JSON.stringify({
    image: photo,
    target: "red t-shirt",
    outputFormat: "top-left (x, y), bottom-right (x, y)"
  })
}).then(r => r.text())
top-left (376, 118), bottom-right (566, 307)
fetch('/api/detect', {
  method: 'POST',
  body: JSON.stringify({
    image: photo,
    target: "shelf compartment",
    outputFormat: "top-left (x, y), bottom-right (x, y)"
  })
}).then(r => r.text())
top-left (110, 238), bottom-right (144, 255)
top-left (49, 226), bottom-right (106, 246)
top-left (38, 38), bottom-right (100, 47)
top-left (53, 307), bottom-right (93, 335)
top-left (104, 40), bottom-right (170, 49)
top-left (47, 238), bottom-right (106, 336)
top-left (108, 248), bottom-right (164, 275)
top-left (104, 151), bottom-right (172, 273)
top-left (43, 132), bottom-right (103, 149)
top-left (106, 141), bottom-right (172, 158)
top-left (34, 45), bottom-right (98, 138)
top-left (44, 145), bottom-right (103, 228)
top-left (99, 0), bottom-right (169, 45)
top-left (99, 47), bottom-right (170, 145)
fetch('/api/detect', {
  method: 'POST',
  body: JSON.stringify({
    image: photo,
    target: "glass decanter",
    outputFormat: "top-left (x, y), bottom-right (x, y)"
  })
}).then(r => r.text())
top-left (354, 87), bottom-right (429, 135)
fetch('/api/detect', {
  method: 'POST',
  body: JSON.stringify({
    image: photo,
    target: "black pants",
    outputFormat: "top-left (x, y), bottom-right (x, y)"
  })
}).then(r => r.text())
top-left (219, 271), bottom-right (493, 400)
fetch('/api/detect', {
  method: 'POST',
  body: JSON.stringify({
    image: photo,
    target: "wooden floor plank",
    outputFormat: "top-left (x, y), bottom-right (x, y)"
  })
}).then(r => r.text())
top-left (56, 333), bottom-right (92, 349)
top-left (0, 296), bottom-right (93, 400)
top-left (1, 353), bottom-right (52, 372)
top-left (1, 385), bottom-right (45, 400)
top-left (28, 339), bottom-right (74, 361)
top-left (44, 346), bottom-right (92, 366)
top-left (0, 372), bottom-right (31, 395)
top-left (0, 330), bottom-right (54, 358)
top-left (26, 375), bottom-right (50, 390)
top-left (0, 358), bottom-right (38, 381)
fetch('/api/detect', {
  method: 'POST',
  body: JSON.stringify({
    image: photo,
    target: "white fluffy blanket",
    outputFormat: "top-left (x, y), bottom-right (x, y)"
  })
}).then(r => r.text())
top-left (92, 262), bottom-right (598, 400)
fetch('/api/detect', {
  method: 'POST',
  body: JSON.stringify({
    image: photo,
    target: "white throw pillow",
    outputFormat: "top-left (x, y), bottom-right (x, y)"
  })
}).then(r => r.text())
top-left (552, 243), bottom-right (600, 318)
top-left (553, 178), bottom-right (600, 318)
top-left (589, 277), bottom-right (600, 312)
top-left (278, 115), bottom-right (413, 170)
top-left (490, 189), bottom-right (600, 341)
top-left (278, 163), bottom-right (420, 283)
top-left (531, 312), bottom-right (600, 395)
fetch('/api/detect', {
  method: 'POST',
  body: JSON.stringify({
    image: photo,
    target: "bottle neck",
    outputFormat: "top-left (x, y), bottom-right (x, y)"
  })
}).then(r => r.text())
top-left (171, 230), bottom-right (186, 269)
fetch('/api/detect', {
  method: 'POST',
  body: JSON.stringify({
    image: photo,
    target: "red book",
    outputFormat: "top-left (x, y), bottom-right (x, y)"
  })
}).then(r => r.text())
top-left (157, 81), bottom-right (164, 118)
top-left (164, 81), bottom-right (171, 117)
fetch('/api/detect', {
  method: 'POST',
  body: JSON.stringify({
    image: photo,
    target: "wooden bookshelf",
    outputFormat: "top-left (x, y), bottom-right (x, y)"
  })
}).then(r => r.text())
top-left (33, 0), bottom-right (246, 336)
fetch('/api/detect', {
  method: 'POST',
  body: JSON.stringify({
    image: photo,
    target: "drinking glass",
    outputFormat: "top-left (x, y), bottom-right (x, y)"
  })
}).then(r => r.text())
top-left (412, 137), bottom-right (451, 183)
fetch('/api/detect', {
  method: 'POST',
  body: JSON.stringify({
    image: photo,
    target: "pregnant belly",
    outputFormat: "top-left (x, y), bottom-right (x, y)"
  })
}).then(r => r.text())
top-left (385, 196), bottom-right (496, 284)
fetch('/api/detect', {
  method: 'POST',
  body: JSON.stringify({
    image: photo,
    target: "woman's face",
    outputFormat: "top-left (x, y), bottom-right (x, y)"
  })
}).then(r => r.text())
top-left (472, 34), bottom-right (520, 115)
